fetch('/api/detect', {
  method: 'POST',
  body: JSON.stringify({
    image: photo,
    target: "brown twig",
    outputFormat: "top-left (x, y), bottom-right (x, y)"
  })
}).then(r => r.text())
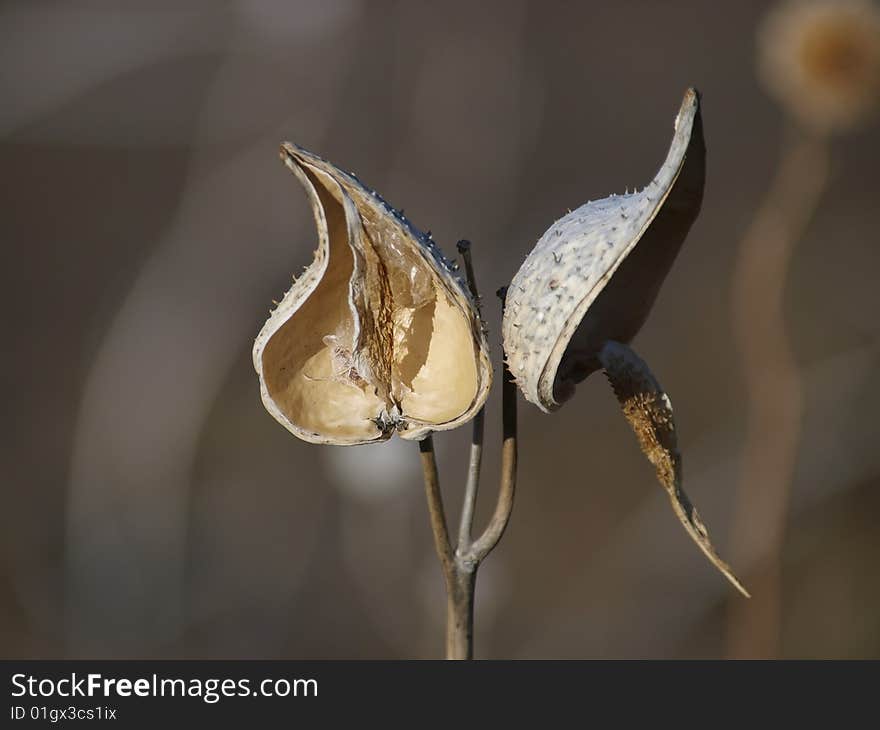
top-left (419, 436), bottom-right (453, 577)
top-left (419, 435), bottom-right (471, 658)
top-left (456, 240), bottom-right (485, 554)
top-left (469, 289), bottom-right (517, 561)
top-left (418, 259), bottom-right (519, 660)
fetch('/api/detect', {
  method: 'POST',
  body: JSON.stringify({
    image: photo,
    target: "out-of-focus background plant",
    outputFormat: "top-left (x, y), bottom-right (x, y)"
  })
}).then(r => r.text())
top-left (728, 0), bottom-right (880, 658)
top-left (2, 0), bottom-right (878, 659)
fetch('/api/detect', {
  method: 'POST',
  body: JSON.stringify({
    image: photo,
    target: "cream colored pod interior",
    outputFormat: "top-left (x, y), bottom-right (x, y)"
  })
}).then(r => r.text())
top-left (253, 144), bottom-right (492, 445)
top-left (503, 88), bottom-right (705, 411)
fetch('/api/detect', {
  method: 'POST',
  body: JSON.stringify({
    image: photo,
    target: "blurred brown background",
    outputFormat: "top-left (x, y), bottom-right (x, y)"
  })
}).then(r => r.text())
top-left (2, 0), bottom-right (878, 659)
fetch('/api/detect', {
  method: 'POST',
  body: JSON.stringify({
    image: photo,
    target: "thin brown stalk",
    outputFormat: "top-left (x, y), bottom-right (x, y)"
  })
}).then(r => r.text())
top-left (470, 315), bottom-right (517, 560)
top-left (418, 277), bottom-right (519, 660)
top-left (419, 435), bottom-right (471, 658)
top-left (727, 127), bottom-right (829, 658)
top-left (457, 409), bottom-right (484, 553)
top-left (456, 240), bottom-right (485, 553)
top-left (419, 436), bottom-right (453, 577)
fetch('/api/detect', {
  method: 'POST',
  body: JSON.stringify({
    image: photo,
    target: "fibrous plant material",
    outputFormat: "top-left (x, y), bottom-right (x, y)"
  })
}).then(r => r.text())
top-left (598, 342), bottom-right (749, 597)
top-left (502, 89), bottom-right (748, 596)
top-left (253, 144), bottom-right (492, 445)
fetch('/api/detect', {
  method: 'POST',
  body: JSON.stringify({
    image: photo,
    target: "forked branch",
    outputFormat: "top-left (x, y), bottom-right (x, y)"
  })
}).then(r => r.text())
top-left (418, 251), bottom-right (519, 660)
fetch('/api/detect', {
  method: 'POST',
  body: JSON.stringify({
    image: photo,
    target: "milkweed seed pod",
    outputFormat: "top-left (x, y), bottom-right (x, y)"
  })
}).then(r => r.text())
top-left (503, 89), bottom-right (748, 595)
top-left (254, 144), bottom-right (492, 445)
top-left (503, 88), bottom-right (704, 412)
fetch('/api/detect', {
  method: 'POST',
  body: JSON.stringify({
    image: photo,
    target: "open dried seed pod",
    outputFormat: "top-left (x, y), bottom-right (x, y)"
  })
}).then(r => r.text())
top-left (503, 89), bottom-right (747, 595)
top-left (253, 144), bottom-right (492, 445)
top-left (502, 88), bottom-right (704, 411)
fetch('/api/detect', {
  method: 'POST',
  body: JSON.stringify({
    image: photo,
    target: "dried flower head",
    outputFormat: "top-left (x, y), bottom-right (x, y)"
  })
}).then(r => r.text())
top-left (253, 144), bottom-right (492, 445)
top-left (758, 0), bottom-right (880, 132)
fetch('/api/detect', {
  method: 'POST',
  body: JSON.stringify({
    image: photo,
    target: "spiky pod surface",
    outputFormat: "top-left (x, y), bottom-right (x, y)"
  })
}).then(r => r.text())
top-left (502, 89), bottom-right (705, 412)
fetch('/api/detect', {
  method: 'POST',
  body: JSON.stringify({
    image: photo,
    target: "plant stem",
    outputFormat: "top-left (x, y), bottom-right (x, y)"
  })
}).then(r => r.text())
top-left (445, 564), bottom-right (476, 660)
top-left (458, 409), bottom-right (484, 553)
top-left (470, 317), bottom-right (517, 561)
top-left (419, 436), bottom-right (453, 578)
top-left (417, 262), bottom-right (518, 660)
top-left (446, 336), bottom-right (518, 658)
top-left (456, 240), bottom-right (485, 553)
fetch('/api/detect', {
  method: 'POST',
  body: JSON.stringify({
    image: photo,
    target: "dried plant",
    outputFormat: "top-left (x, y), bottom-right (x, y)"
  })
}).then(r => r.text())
top-left (253, 144), bottom-right (492, 445)
top-left (503, 89), bottom-right (747, 596)
top-left (252, 145), bottom-right (511, 659)
top-left (253, 88), bottom-right (748, 659)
